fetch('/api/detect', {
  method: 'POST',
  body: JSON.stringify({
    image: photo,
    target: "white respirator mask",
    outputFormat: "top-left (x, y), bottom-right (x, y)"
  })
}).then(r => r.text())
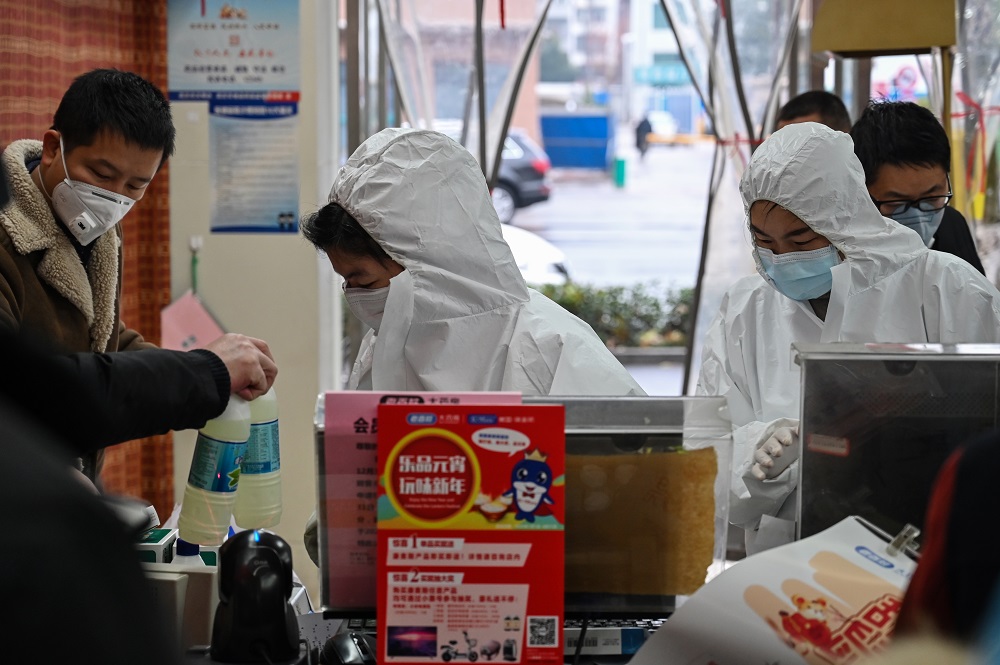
top-left (39, 137), bottom-right (136, 246)
top-left (344, 285), bottom-right (390, 334)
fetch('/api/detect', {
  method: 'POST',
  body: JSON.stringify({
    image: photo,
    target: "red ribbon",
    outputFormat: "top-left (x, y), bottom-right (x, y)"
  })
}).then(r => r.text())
top-left (714, 133), bottom-right (762, 168)
top-left (500, 0), bottom-right (506, 29)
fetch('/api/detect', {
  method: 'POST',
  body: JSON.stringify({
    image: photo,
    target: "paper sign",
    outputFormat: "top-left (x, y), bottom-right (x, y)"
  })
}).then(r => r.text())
top-left (319, 391), bottom-right (521, 612)
top-left (160, 290), bottom-right (225, 351)
top-left (376, 404), bottom-right (566, 664)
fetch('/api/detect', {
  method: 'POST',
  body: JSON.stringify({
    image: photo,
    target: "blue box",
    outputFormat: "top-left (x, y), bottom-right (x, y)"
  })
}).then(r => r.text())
top-left (540, 111), bottom-right (615, 169)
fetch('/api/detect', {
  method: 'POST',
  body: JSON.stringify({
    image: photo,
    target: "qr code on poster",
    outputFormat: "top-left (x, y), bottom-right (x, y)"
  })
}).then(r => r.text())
top-left (528, 616), bottom-right (558, 647)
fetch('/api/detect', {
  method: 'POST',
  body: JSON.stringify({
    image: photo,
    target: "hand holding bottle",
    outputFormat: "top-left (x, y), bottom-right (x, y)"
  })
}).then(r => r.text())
top-left (204, 333), bottom-right (277, 400)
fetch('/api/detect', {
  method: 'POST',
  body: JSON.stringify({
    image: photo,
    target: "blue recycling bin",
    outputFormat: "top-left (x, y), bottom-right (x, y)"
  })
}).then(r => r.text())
top-left (540, 110), bottom-right (615, 170)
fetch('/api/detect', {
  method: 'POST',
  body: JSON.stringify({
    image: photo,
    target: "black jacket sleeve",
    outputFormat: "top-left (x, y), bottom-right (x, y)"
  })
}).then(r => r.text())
top-left (933, 206), bottom-right (985, 275)
top-left (3, 330), bottom-right (230, 456)
top-left (0, 400), bottom-right (182, 665)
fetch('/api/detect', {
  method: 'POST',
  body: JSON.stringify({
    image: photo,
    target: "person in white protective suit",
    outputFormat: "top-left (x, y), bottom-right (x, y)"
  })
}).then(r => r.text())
top-left (696, 122), bottom-right (1000, 555)
top-left (299, 128), bottom-right (645, 565)
top-left (302, 126), bottom-right (645, 396)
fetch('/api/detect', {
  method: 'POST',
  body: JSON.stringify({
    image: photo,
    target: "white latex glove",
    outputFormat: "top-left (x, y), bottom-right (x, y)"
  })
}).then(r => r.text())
top-left (751, 426), bottom-right (799, 480)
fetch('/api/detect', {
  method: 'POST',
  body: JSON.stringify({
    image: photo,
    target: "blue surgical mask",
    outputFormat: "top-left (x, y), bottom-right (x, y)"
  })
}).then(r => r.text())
top-left (889, 206), bottom-right (945, 247)
top-left (757, 245), bottom-right (840, 301)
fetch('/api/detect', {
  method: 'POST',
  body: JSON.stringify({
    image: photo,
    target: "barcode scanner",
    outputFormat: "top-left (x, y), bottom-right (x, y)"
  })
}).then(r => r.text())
top-left (210, 530), bottom-right (299, 663)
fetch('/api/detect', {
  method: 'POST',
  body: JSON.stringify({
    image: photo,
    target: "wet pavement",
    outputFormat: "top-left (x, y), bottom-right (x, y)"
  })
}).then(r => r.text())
top-left (513, 127), bottom-right (717, 394)
top-left (511, 128), bottom-right (715, 291)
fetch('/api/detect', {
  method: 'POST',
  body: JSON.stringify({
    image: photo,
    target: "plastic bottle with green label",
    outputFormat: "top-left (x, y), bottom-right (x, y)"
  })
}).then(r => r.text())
top-left (178, 395), bottom-right (251, 545)
top-left (233, 387), bottom-right (282, 528)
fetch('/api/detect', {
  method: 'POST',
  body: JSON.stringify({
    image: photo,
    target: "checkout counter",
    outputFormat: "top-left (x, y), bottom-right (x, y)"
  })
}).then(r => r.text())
top-left (150, 341), bottom-right (1000, 663)
top-left (313, 394), bottom-right (733, 662)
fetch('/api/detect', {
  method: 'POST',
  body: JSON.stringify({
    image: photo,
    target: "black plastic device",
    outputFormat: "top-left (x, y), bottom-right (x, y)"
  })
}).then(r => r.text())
top-left (319, 631), bottom-right (376, 665)
top-left (210, 530), bottom-right (300, 663)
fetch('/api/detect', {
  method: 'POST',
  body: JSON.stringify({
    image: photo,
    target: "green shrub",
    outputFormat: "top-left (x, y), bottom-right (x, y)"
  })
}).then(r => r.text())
top-left (536, 281), bottom-right (693, 348)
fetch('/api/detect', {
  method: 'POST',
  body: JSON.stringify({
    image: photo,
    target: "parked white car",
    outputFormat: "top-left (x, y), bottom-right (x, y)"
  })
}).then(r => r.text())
top-left (500, 224), bottom-right (571, 286)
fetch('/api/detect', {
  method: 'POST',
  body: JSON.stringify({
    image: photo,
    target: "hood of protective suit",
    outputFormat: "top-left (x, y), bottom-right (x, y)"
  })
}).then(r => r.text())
top-left (741, 122), bottom-right (927, 297)
top-left (331, 127), bottom-right (529, 320)
top-left (329, 128), bottom-right (643, 396)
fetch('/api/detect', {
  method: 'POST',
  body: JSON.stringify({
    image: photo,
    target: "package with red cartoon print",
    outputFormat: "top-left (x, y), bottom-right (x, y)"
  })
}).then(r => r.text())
top-left (376, 404), bottom-right (565, 664)
top-left (629, 516), bottom-right (917, 665)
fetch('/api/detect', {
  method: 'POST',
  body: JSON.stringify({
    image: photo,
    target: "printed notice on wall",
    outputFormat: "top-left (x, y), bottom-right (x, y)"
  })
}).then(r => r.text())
top-left (167, 0), bottom-right (300, 233)
top-left (318, 392), bottom-right (521, 612)
top-left (376, 404), bottom-right (566, 664)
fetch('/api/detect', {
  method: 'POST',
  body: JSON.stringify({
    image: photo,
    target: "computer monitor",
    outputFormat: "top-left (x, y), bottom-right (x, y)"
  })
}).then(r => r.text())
top-left (795, 343), bottom-right (1000, 542)
top-left (314, 394), bottom-right (732, 620)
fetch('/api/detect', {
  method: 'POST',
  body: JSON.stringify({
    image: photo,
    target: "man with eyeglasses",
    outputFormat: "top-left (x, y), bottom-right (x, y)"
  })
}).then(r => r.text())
top-left (850, 100), bottom-right (985, 274)
top-left (697, 122), bottom-right (1000, 555)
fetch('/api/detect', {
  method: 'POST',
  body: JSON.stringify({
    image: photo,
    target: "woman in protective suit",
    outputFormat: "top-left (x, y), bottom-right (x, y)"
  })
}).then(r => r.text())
top-left (696, 122), bottom-right (1000, 555)
top-left (300, 128), bottom-right (645, 565)
top-left (302, 127), bottom-right (645, 397)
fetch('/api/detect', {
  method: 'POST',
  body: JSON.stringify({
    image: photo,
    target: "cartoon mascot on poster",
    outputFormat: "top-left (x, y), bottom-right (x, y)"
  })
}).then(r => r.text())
top-left (780, 595), bottom-right (842, 655)
top-left (503, 449), bottom-right (554, 523)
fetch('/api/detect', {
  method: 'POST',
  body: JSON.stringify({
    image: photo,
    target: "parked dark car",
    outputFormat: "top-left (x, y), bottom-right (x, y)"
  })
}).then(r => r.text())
top-left (492, 129), bottom-right (552, 224)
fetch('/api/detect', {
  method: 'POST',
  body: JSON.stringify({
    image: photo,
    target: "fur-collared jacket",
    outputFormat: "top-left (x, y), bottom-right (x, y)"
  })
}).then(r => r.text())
top-left (0, 139), bottom-right (151, 354)
top-left (1, 139), bottom-right (154, 483)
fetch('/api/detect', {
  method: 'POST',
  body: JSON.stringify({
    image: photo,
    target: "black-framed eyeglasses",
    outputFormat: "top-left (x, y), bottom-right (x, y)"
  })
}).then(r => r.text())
top-left (871, 176), bottom-right (953, 215)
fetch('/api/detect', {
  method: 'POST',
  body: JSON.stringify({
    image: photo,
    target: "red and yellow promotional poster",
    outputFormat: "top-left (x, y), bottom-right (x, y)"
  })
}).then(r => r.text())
top-left (376, 404), bottom-right (566, 664)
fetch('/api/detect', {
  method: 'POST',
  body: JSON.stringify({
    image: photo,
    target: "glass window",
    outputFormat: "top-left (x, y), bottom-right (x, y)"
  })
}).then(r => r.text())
top-left (501, 136), bottom-right (523, 160)
top-left (577, 7), bottom-right (606, 22)
top-left (653, 2), bottom-right (671, 29)
top-left (653, 53), bottom-right (681, 66)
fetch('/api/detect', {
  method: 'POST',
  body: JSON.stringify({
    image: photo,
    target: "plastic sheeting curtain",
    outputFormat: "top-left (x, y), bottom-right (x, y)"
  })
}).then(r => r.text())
top-left (659, 0), bottom-right (804, 393)
top-left (953, 0), bottom-right (1000, 284)
top-left (375, 0), bottom-right (552, 188)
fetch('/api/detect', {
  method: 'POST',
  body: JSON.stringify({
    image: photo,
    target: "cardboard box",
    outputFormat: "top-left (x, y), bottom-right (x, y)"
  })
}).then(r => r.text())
top-left (135, 528), bottom-right (178, 564)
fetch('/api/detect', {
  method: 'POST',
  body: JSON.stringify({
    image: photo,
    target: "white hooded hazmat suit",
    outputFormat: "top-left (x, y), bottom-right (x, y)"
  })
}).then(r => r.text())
top-left (696, 122), bottom-right (1000, 554)
top-left (329, 127), bottom-right (645, 396)
top-left (304, 129), bottom-right (645, 565)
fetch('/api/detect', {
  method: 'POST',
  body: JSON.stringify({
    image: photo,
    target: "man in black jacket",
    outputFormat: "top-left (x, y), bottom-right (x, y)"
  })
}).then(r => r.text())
top-left (0, 152), bottom-right (277, 665)
top-left (851, 100), bottom-right (984, 274)
top-left (776, 94), bottom-right (984, 275)
top-left (0, 394), bottom-right (185, 665)
top-left (0, 151), bottom-right (276, 471)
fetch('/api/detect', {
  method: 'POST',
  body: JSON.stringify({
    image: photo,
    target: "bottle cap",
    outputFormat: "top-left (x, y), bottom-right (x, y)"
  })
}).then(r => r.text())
top-left (176, 538), bottom-right (201, 556)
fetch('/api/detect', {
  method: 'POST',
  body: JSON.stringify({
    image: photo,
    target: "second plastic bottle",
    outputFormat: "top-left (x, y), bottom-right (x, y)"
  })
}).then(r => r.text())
top-left (178, 395), bottom-right (251, 545)
top-left (233, 386), bottom-right (283, 528)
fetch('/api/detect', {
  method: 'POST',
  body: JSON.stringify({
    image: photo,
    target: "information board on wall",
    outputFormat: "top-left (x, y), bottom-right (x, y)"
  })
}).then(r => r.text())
top-left (167, 0), bottom-right (300, 233)
top-left (376, 404), bottom-right (566, 664)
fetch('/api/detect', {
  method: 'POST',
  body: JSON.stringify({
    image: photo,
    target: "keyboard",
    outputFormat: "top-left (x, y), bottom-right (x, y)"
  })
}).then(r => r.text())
top-left (563, 618), bottom-right (665, 657)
